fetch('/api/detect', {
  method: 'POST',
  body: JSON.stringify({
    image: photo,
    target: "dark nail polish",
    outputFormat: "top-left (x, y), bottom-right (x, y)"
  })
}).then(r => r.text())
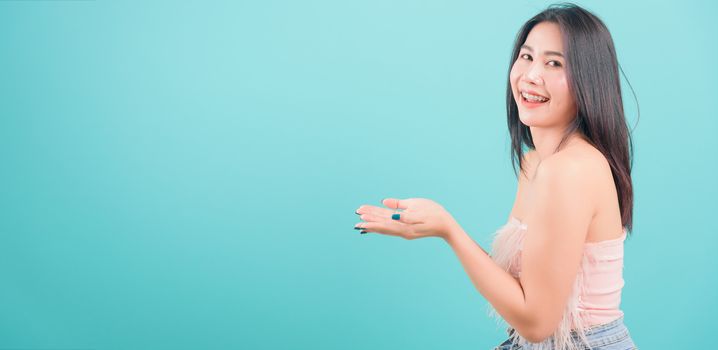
top-left (354, 226), bottom-right (364, 230)
top-left (360, 230), bottom-right (367, 234)
top-left (355, 211), bottom-right (360, 215)
top-left (392, 214), bottom-right (400, 220)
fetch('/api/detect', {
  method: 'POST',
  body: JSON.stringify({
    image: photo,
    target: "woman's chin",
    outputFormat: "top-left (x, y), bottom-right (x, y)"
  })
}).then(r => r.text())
top-left (518, 114), bottom-right (541, 126)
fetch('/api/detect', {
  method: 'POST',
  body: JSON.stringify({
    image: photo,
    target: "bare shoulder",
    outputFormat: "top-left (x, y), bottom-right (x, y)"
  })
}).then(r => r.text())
top-left (531, 143), bottom-right (611, 218)
top-left (510, 144), bottom-right (611, 224)
top-left (536, 143), bottom-right (609, 184)
top-left (532, 142), bottom-right (622, 241)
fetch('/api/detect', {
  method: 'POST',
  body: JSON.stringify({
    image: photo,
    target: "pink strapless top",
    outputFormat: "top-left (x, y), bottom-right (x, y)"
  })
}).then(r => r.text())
top-left (486, 216), bottom-right (627, 350)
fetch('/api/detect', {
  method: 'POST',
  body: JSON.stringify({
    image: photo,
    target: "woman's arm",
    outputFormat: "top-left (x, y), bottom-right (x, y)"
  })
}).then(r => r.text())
top-left (443, 222), bottom-right (536, 339)
top-left (444, 155), bottom-right (597, 343)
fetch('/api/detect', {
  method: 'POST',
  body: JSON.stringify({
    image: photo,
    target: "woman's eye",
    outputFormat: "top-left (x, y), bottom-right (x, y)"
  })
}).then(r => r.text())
top-left (520, 53), bottom-right (562, 68)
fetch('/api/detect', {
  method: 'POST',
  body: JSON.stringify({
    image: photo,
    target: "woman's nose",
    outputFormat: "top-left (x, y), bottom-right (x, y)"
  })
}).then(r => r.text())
top-left (524, 64), bottom-right (544, 84)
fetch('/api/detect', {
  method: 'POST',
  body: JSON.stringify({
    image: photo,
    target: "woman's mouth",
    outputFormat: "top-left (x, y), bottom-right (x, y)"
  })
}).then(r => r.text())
top-left (520, 91), bottom-right (550, 108)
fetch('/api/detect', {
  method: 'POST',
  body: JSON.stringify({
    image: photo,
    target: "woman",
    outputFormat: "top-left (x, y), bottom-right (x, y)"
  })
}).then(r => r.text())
top-left (353, 3), bottom-right (638, 350)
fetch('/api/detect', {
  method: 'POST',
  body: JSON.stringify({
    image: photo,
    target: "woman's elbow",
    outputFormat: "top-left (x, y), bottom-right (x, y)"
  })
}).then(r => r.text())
top-left (521, 327), bottom-right (552, 344)
top-left (517, 306), bottom-right (563, 343)
top-left (516, 320), bottom-right (557, 343)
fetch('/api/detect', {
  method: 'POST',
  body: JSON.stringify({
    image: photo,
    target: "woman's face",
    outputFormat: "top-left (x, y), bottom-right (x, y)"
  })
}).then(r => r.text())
top-left (510, 21), bottom-right (576, 128)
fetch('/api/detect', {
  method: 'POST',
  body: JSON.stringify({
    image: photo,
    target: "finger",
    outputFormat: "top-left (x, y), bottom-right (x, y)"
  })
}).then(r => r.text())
top-left (356, 205), bottom-right (395, 218)
top-left (358, 212), bottom-right (402, 223)
top-left (354, 222), bottom-right (370, 234)
top-left (360, 211), bottom-right (421, 225)
top-left (382, 197), bottom-right (409, 210)
top-left (357, 221), bottom-right (408, 238)
top-left (387, 211), bottom-right (423, 224)
top-left (356, 204), bottom-right (408, 220)
top-left (357, 205), bottom-right (424, 225)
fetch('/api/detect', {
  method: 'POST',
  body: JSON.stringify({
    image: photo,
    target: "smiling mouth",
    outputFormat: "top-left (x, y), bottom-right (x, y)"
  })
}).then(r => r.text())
top-left (520, 91), bottom-right (550, 104)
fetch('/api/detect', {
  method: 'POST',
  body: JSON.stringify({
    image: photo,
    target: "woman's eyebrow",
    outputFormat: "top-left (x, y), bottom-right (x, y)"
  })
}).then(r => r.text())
top-left (520, 44), bottom-right (564, 58)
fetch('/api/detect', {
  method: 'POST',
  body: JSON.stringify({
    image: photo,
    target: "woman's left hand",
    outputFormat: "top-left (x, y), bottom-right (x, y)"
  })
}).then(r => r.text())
top-left (354, 197), bottom-right (460, 240)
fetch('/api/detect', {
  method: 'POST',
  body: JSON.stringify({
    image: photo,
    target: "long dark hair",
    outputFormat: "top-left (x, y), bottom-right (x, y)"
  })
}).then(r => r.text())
top-left (506, 2), bottom-right (638, 233)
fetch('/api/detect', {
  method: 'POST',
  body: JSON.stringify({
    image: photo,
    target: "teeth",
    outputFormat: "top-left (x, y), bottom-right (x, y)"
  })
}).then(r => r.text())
top-left (521, 91), bottom-right (549, 102)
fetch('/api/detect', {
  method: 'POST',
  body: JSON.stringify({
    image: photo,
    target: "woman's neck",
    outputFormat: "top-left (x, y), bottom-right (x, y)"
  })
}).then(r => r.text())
top-left (531, 127), bottom-right (587, 162)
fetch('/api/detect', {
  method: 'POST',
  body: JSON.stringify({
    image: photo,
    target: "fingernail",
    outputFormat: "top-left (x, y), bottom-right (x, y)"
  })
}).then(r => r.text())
top-left (360, 230), bottom-right (367, 234)
top-left (355, 210), bottom-right (360, 215)
top-left (353, 226), bottom-right (363, 230)
top-left (392, 214), bottom-right (400, 220)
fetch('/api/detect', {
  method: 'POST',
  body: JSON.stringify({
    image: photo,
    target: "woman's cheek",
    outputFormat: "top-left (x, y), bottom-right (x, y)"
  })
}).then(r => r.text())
top-left (550, 75), bottom-right (566, 105)
top-left (559, 74), bottom-right (569, 87)
top-left (554, 75), bottom-right (576, 116)
top-left (556, 75), bottom-right (570, 98)
top-left (509, 66), bottom-right (521, 96)
top-left (509, 61), bottom-right (521, 82)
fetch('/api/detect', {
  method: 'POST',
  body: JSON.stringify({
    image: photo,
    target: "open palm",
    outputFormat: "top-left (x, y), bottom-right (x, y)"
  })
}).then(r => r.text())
top-left (354, 197), bottom-right (459, 240)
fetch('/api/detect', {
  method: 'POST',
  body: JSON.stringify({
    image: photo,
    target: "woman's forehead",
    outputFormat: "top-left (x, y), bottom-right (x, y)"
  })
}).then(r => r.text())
top-left (524, 22), bottom-right (564, 53)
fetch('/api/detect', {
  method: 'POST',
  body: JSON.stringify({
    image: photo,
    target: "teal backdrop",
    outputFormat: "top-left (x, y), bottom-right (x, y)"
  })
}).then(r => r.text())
top-left (1, 0), bottom-right (715, 349)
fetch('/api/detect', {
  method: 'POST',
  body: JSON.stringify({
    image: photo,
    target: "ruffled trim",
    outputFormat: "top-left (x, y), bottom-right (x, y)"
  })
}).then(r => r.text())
top-left (486, 217), bottom-right (593, 350)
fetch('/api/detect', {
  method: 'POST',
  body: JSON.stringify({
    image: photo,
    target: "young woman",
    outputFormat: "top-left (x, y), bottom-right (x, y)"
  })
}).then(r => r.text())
top-left (353, 3), bottom-right (638, 350)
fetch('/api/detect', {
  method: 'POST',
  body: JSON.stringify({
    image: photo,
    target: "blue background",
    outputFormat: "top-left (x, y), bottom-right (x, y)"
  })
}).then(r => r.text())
top-left (1, 0), bottom-right (715, 349)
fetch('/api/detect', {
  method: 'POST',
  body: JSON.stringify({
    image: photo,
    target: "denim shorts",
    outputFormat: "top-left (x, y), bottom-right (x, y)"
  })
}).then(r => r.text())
top-left (492, 316), bottom-right (638, 350)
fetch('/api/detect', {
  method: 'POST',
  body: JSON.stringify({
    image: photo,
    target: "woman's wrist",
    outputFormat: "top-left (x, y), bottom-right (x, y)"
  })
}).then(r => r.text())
top-left (442, 220), bottom-right (466, 244)
top-left (443, 222), bottom-right (490, 257)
